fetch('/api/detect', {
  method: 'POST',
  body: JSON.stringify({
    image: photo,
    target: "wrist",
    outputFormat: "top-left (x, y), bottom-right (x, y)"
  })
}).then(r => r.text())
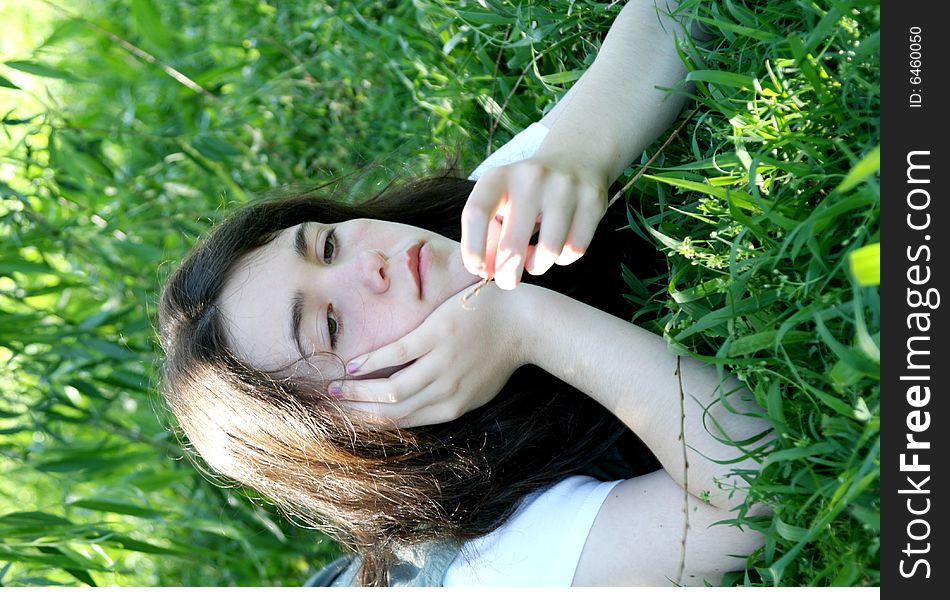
top-left (499, 283), bottom-right (539, 369)
top-left (531, 147), bottom-right (611, 191)
top-left (504, 283), bottom-right (558, 368)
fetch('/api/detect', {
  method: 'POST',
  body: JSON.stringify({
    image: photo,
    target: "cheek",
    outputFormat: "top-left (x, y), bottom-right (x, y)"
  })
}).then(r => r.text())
top-left (344, 298), bottom-right (429, 361)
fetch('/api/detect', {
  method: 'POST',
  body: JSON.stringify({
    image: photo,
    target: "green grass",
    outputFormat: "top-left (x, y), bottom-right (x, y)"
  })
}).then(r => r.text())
top-left (0, 0), bottom-right (879, 587)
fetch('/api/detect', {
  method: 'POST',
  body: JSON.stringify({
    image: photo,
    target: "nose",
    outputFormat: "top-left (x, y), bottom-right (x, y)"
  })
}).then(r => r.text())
top-left (358, 249), bottom-right (389, 294)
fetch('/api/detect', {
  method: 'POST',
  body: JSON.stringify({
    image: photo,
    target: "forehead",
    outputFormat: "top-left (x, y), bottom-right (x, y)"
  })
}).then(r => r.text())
top-left (217, 226), bottom-right (301, 370)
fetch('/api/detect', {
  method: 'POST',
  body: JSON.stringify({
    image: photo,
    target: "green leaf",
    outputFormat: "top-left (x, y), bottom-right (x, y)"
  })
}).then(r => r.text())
top-left (39, 18), bottom-right (88, 49)
top-left (761, 442), bottom-right (837, 470)
top-left (686, 69), bottom-right (755, 89)
top-left (86, 338), bottom-right (138, 361)
top-left (0, 180), bottom-right (27, 200)
top-left (849, 505), bottom-right (881, 532)
top-left (539, 69), bottom-right (584, 85)
top-left (454, 9), bottom-right (513, 26)
top-left (762, 378), bottom-right (788, 434)
top-left (829, 358), bottom-right (863, 390)
top-left (0, 511), bottom-right (74, 530)
top-left (3, 60), bottom-right (83, 82)
top-left (674, 291), bottom-right (780, 340)
top-left (814, 315), bottom-right (879, 379)
top-left (727, 330), bottom-right (811, 356)
top-left (68, 499), bottom-right (167, 519)
top-left (643, 174), bottom-right (758, 212)
top-left (0, 549), bottom-right (108, 572)
top-left (97, 533), bottom-right (183, 556)
top-left (34, 456), bottom-right (122, 473)
top-left (691, 14), bottom-right (782, 42)
top-left (95, 369), bottom-right (150, 392)
top-left (66, 568), bottom-right (97, 587)
top-left (787, 34), bottom-right (833, 104)
top-left (38, 547), bottom-right (99, 586)
top-left (123, 469), bottom-right (187, 491)
top-left (131, 0), bottom-right (174, 52)
top-left (799, 380), bottom-right (858, 418)
top-left (0, 73), bottom-right (20, 89)
top-left (191, 134), bottom-right (243, 161)
top-left (848, 242), bottom-right (880, 286)
top-left (837, 146), bottom-right (880, 192)
top-left (621, 263), bottom-right (650, 300)
top-left (65, 379), bottom-right (110, 402)
top-left (774, 517), bottom-right (809, 542)
top-left (670, 278), bottom-right (727, 304)
top-left (0, 258), bottom-right (57, 276)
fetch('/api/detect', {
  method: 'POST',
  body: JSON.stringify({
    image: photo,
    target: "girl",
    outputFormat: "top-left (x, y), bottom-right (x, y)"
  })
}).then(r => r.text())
top-left (158, 0), bottom-right (772, 586)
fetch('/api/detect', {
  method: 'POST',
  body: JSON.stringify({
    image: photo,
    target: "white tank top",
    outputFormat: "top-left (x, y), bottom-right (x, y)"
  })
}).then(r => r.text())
top-left (443, 476), bottom-right (621, 586)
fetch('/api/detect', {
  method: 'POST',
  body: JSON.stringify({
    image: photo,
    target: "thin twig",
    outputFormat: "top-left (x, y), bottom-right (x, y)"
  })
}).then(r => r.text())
top-left (460, 279), bottom-right (489, 309)
top-left (674, 355), bottom-right (690, 586)
top-left (606, 105), bottom-right (700, 210)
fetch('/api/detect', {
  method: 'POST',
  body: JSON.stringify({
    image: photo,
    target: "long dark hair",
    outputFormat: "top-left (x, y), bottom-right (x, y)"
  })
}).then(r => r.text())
top-left (158, 172), bottom-right (657, 585)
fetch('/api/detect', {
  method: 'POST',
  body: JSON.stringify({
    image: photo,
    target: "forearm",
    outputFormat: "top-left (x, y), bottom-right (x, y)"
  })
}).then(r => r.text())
top-left (536, 0), bottom-right (691, 184)
top-left (518, 285), bottom-right (772, 510)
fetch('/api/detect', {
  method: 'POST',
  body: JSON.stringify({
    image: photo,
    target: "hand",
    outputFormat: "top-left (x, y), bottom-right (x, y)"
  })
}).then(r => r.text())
top-left (461, 154), bottom-right (608, 290)
top-left (328, 283), bottom-right (533, 429)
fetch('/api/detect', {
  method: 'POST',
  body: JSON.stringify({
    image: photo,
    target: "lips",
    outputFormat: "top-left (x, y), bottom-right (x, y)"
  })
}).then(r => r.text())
top-left (418, 242), bottom-right (430, 297)
top-left (406, 242), bottom-right (422, 297)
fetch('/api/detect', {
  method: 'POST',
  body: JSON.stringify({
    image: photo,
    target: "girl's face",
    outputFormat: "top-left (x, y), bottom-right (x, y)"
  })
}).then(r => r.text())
top-left (219, 219), bottom-right (481, 375)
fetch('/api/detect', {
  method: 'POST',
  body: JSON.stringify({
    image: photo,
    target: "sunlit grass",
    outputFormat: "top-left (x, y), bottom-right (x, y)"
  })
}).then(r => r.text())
top-left (1, 0), bottom-right (878, 587)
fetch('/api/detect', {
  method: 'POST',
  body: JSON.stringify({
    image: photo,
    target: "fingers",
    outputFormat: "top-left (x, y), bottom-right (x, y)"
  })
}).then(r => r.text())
top-left (493, 209), bottom-right (540, 290)
top-left (335, 377), bottom-right (456, 429)
top-left (494, 167), bottom-right (549, 289)
top-left (336, 397), bottom-right (403, 431)
top-left (555, 187), bottom-right (604, 266)
top-left (465, 162), bottom-right (607, 284)
top-left (462, 173), bottom-right (507, 278)
top-left (331, 373), bottom-right (425, 405)
top-left (525, 196), bottom-right (574, 277)
top-left (483, 217), bottom-right (503, 281)
top-left (345, 333), bottom-right (428, 378)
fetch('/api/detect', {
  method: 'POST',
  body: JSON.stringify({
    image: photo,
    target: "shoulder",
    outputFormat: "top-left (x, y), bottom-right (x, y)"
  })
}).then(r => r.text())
top-left (573, 469), bottom-right (765, 586)
top-left (443, 475), bottom-right (620, 586)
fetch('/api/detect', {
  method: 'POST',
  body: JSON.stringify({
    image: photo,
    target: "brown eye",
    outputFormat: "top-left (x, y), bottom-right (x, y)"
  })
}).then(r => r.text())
top-left (323, 229), bottom-right (337, 263)
top-left (327, 304), bottom-right (339, 347)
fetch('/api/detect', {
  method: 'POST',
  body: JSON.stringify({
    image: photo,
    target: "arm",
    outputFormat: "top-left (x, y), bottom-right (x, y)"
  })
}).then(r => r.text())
top-left (537, 0), bottom-right (690, 184)
top-left (461, 0), bottom-right (694, 288)
top-left (516, 285), bottom-right (771, 586)
top-left (337, 282), bottom-right (771, 585)
top-left (517, 285), bottom-right (771, 511)
top-left (339, 281), bottom-right (771, 508)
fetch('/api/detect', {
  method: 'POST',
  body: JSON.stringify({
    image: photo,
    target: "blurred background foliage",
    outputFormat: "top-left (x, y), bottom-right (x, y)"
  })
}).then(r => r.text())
top-left (1, 0), bottom-right (878, 587)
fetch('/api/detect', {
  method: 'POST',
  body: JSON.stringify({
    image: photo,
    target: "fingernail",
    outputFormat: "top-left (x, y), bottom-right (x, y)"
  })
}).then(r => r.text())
top-left (346, 360), bottom-right (362, 374)
top-left (328, 382), bottom-right (343, 397)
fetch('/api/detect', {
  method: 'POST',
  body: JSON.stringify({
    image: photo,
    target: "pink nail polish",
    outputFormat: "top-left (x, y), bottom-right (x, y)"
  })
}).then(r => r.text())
top-left (328, 383), bottom-right (343, 397)
top-left (346, 361), bottom-right (360, 374)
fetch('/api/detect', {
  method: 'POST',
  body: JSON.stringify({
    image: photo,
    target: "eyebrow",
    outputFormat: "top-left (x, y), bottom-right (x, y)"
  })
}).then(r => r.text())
top-left (293, 223), bottom-right (309, 259)
top-left (290, 291), bottom-right (306, 359)
top-left (289, 223), bottom-right (324, 357)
